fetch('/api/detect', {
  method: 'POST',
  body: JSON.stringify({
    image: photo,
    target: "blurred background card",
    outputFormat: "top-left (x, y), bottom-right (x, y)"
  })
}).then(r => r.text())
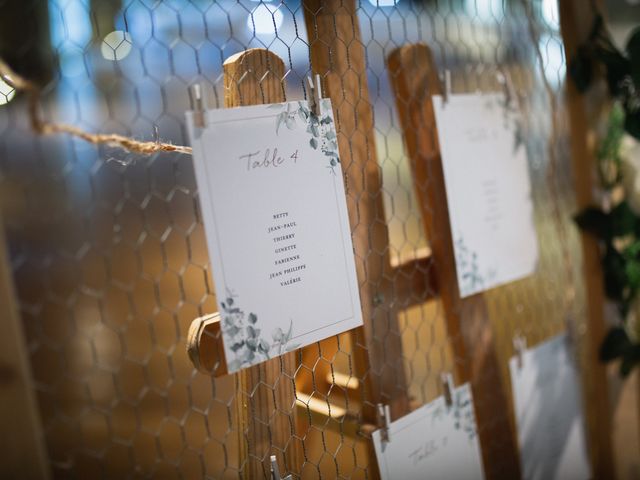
top-left (433, 93), bottom-right (538, 297)
top-left (509, 333), bottom-right (591, 480)
top-left (372, 383), bottom-right (484, 480)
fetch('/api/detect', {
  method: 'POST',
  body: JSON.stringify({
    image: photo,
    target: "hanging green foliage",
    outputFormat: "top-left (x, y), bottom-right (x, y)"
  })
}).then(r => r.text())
top-left (571, 17), bottom-right (640, 375)
top-left (570, 15), bottom-right (640, 140)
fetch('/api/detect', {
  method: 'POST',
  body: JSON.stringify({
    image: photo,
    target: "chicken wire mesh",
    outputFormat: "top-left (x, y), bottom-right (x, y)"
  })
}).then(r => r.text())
top-left (0, 0), bottom-right (592, 478)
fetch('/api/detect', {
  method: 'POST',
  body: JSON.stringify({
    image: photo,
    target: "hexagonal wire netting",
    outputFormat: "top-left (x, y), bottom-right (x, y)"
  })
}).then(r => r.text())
top-left (0, 0), bottom-right (591, 478)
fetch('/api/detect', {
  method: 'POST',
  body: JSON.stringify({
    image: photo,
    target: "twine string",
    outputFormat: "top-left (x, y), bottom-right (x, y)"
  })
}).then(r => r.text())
top-left (0, 58), bottom-right (192, 156)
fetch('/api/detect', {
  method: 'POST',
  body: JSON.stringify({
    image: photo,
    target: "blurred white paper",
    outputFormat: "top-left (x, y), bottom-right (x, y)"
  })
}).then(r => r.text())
top-left (372, 383), bottom-right (485, 480)
top-left (509, 333), bottom-right (591, 480)
top-left (186, 99), bottom-right (362, 373)
top-left (433, 93), bottom-right (538, 297)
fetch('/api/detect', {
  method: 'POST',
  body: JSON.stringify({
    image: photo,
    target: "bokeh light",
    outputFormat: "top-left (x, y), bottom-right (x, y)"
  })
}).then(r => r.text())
top-left (100, 30), bottom-right (133, 61)
top-left (0, 78), bottom-right (15, 106)
top-left (247, 4), bottom-right (284, 35)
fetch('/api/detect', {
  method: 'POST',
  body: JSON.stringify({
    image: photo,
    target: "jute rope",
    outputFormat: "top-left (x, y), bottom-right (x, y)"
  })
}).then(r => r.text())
top-left (0, 58), bottom-right (192, 156)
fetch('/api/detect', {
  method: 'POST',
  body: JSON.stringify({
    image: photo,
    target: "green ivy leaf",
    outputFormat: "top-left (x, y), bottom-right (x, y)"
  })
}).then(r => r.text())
top-left (620, 345), bottom-right (640, 376)
top-left (625, 26), bottom-right (640, 86)
top-left (624, 109), bottom-right (640, 140)
top-left (611, 201), bottom-right (638, 237)
top-left (594, 46), bottom-right (631, 96)
top-left (248, 313), bottom-right (258, 324)
top-left (625, 258), bottom-right (640, 290)
top-left (587, 14), bottom-right (604, 42)
top-left (569, 45), bottom-right (593, 93)
top-left (603, 245), bottom-right (628, 302)
top-left (600, 327), bottom-right (631, 361)
top-left (574, 207), bottom-right (610, 239)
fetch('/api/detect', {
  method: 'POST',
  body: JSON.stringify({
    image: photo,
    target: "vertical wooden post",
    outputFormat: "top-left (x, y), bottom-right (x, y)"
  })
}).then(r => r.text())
top-left (0, 215), bottom-right (50, 479)
top-left (302, 0), bottom-right (410, 422)
top-left (387, 43), bottom-right (521, 479)
top-left (222, 48), bottom-right (302, 479)
top-left (558, 1), bottom-right (616, 478)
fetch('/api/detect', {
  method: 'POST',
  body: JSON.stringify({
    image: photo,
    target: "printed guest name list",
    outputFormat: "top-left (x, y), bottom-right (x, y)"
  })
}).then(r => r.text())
top-left (269, 211), bottom-right (306, 287)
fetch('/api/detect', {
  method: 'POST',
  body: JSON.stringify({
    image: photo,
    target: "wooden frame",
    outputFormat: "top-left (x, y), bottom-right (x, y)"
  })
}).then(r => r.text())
top-left (387, 43), bottom-right (521, 480)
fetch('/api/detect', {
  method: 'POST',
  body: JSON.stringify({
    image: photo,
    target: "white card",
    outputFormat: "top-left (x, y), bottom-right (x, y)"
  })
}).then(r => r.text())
top-left (186, 99), bottom-right (362, 373)
top-left (509, 333), bottom-right (591, 480)
top-left (372, 384), bottom-right (485, 480)
top-left (433, 93), bottom-right (538, 297)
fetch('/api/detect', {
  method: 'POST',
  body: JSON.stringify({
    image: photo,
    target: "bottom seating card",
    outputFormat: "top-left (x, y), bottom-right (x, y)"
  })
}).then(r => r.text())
top-left (372, 383), bottom-right (485, 480)
top-left (509, 333), bottom-right (591, 480)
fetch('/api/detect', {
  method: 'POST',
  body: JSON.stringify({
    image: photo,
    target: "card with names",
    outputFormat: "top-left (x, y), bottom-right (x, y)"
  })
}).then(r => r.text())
top-left (186, 99), bottom-right (362, 373)
top-left (372, 383), bottom-right (485, 480)
top-left (509, 333), bottom-right (591, 480)
top-left (433, 93), bottom-right (539, 297)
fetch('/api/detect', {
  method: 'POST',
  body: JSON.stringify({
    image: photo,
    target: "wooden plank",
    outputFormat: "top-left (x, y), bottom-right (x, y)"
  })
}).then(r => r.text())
top-left (387, 43), bottom-right (521, 480)
top-left (302, 0), bottom-right (411, 424)
top-left (0, 215), bottom-right (50, 479)
top-left (221, 48), bottom-right (301, 479)
top-left (558, 1), bottom-right (616, 478)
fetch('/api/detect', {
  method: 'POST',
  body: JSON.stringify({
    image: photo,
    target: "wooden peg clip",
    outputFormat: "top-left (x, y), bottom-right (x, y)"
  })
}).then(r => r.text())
top-left (377, 403), bottom-right (391, 443)
top-left (307, 73), bottom-right (323, 116)
top-left (441, 372), bottom-right (454, 407)
top-left (270, 454), bottom-right (292, 480)
top-left (188, 83), bottom-right (206, 128)
top-left (513, 334), bottom-right (527, 370)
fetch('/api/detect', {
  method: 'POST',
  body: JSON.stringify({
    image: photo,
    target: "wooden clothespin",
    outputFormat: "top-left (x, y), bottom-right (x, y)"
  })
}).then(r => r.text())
top-left (441, 372), bottom-right (454, 408)
top-left (376, 403), bottom-right (391, 443)
top-left (270, 454), bottom-right (292, 480)
top-left (307, 74), bottom-right (323, 117)
top-left (513, 334), bottom-right (527, 370)
top-left (496, 70), bottom-right (516, 108)
top-left (188, 83), bottom-right (206, 128)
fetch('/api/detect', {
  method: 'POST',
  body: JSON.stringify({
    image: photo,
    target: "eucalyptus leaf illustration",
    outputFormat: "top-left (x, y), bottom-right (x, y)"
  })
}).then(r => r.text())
top-left (220, 288), bottom-right (298, 370)
top-left (272, 99), bottom-right (341, 172)
top-left (455, 235), bottom-right (484, 294)
top-left (453, 389), bottom-right (477, 441)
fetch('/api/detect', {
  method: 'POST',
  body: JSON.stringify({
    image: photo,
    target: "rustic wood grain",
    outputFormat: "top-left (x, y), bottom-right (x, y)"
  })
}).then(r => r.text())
top-left (223, 48), bottom-right (301, 479)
